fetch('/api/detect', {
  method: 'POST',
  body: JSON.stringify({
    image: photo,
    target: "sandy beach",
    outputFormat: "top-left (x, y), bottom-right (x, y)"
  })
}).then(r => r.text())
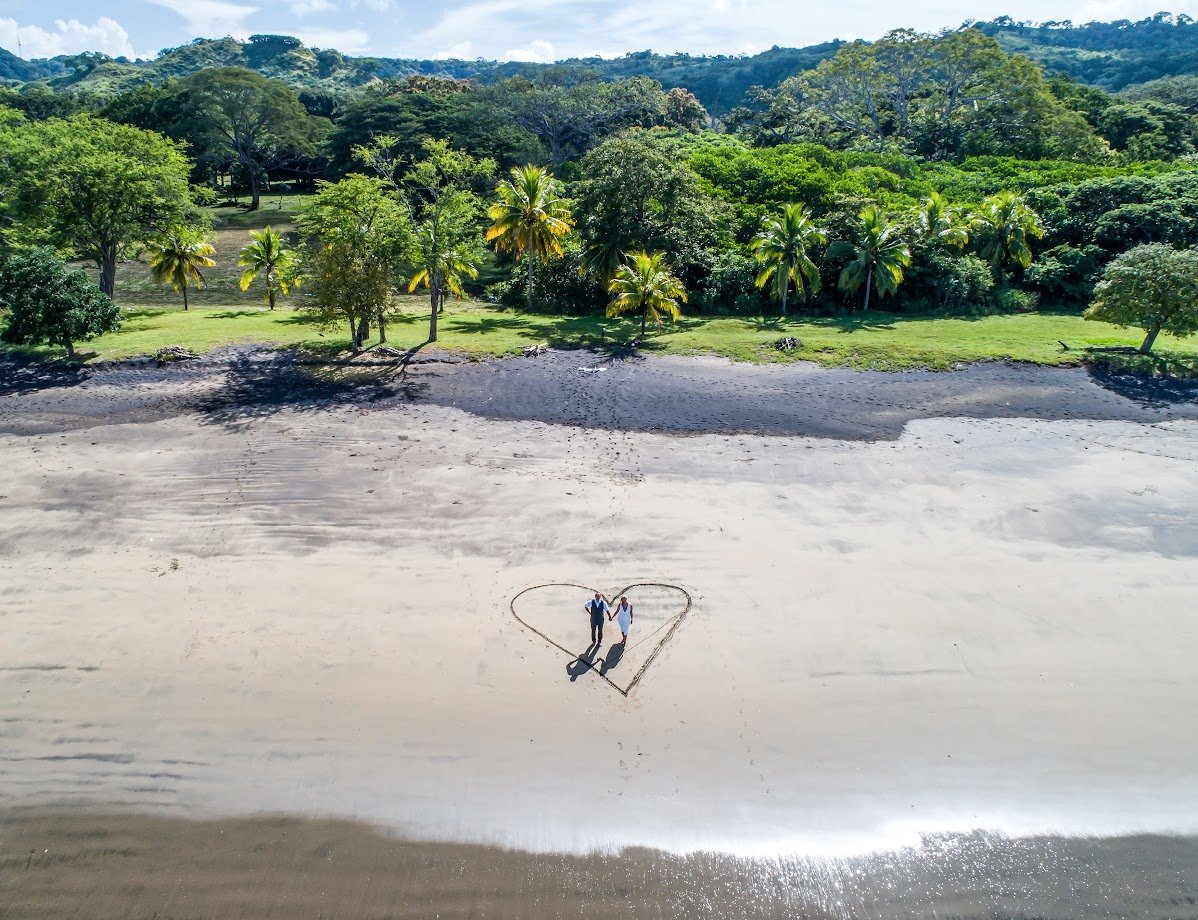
top-left (1, 350), bottom-right (1197, 916)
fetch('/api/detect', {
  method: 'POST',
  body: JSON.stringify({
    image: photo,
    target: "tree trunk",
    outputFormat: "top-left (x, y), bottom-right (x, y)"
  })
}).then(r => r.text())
top-left (526, 255), bottom-right (535, 311)
top-left (182, 286), bottom-right (189, 311)
top-left (357, 316), bottom-right (370, 349)
top-left (348, 316), bottom-right (358, 352)
top-left (64, 338), bottom-right (75, 359)
top-left (268, 289), bottom-right (276, 311)
top-left (377, 307), bottom-right (387, 345)
top-left (429, 287), bottom-right (439, 343)
top-left (98, 241), bottom-right (117, 299)
top-left (640, 306), bottom-right (647, 338)
top-left (780, 277), bottom-right (789, 317)
top-left (1139, 324), bottom-right (1161, 354)
top-left (249, 168), bottom-right (261, 212)
top-left (863, 265), bottom-right (873, 312)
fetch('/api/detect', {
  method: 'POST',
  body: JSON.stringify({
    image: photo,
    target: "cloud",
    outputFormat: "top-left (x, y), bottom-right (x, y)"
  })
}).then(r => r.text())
top-left (0, 16), bottom-right (138, 59)
top-left (500, 38), bottom-right (556, 62)
top-left (147, 0), bottom-right (259, 38)
top-left (291, 0), bottom-right (337, 15)
top-left (290, 27), bottom-right (371, 52)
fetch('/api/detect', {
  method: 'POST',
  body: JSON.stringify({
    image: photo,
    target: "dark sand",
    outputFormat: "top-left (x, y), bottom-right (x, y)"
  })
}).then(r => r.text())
top-left (3, 812), bottom-right (1197, 919)
top-left (2, 347), bottom-right (1196, 439)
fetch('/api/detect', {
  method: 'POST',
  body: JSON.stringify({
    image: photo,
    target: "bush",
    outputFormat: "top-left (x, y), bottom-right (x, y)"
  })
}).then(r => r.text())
top-left (1084, 243), bottom-right (1198, 353)
top-left (690, 250), bottom-right (769, 314)
top-left (902, 249), bottom-right (995, 314)
top-left (993, 286), bottom-right (1041, 313)
top-left (1024, 244), bottom-right (1106, 303)
top-left (485, 246), bottom-right (606, 315)
top-left (0, 247), bottom-right (121, 357)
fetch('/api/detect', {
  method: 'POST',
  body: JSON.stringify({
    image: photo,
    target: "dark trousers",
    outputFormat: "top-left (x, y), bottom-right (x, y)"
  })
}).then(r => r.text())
top-left (590, 614), bottom-right (604, 644)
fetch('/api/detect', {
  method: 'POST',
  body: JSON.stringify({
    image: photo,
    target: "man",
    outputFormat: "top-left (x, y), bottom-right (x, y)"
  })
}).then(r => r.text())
top-left (584, 592), bottom-right (609, 646)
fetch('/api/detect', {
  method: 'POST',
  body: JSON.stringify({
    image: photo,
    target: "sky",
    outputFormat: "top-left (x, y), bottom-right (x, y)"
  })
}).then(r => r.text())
top-left (2, 0), bottom-right (1197, 62)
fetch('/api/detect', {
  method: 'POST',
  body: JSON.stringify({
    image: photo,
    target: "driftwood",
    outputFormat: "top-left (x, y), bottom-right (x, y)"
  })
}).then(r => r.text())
top-left (523, 343), bottom-right (549, 357)
top-left (154, 345), bottom-right (198, 363)
top-left (774, 337), bottom-right (801, 352)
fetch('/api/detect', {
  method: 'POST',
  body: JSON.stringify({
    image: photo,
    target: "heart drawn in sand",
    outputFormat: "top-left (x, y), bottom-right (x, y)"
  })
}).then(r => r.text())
top-left (509, 582), bottom-right (692, 696)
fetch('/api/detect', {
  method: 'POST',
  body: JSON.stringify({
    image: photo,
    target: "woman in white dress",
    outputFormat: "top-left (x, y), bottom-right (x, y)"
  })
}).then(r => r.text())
top-left (610, 596), bottom-right (634, 645)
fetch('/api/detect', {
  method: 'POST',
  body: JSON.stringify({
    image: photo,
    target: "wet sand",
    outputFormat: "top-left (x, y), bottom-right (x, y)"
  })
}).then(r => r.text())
top-left (3, 812), bottom-right (1197, 919)
top-left (1, 351), bottom-right (1197, 915)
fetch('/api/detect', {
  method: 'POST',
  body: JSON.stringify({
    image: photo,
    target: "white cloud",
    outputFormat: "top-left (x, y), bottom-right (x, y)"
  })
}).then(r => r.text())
top-left (291, 0), bottom-right (337, 15)
top-left (356, 0), bottom-right (394, 10)
top-left (0, 16), bottom-right (137, 59)
top-left (433, 40), bottom-right (475, 58)
top-left (500, 38), bottom-right (555, 62)
top-left (146, 0), bottom-right (258, 39)
top-left (290, 27), bottom-right (371, 52)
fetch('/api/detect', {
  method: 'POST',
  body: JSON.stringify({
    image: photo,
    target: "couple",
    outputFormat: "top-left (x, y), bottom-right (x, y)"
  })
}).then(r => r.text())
top-left (585, 592), bottom-right (634, 648)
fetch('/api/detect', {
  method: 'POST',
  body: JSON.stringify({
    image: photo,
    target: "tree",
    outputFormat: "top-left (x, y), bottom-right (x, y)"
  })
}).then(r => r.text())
top-left (146, 229), bottom-right (216, 311)
top-left (830, 206), bottom-right (912, 311)
top-left (664, 87), bottom-right (709, 132)
top-left (487, 165), bottom-right (574, 311)
top-left (238, 227), bottom-right (301, 310)
top-left (1084, 244), bottom-right (1198, 353)
top-left (296, 175), bottom-right (410, 351)
top-left (750, 203), bottom-right (826, 316)
top-left (915, 192), bottom-right (969, 249)
top-left (181, 67), bottom-right (323, 211)
top-left (575, 131), bottom-right (729, 287)
top-left (0, 247), bottom-right (121, 358)
top-left (395, 139), bottom-right (493, 343)
top-left (607, 251), bottom-right (687, 337)
top-left (0, 115), bottom-right (194, 298)
top-left (972, 191), bottom-right (1045, 277)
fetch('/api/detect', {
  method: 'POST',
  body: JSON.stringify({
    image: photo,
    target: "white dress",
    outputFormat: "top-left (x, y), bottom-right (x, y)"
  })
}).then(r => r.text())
top-left (616, 603), bottom-right (632, 635)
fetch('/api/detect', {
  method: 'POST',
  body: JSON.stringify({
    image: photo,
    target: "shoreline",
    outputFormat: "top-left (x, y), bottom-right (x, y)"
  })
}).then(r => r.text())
top-left (3, 810), bottom-right (1196, 919)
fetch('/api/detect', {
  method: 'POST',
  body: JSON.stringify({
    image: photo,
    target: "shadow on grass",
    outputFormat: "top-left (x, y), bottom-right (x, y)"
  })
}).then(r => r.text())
top-left (192, 352), bottom-right (429, 429)
top-left (1084, 347), bottom-right (1198, 407)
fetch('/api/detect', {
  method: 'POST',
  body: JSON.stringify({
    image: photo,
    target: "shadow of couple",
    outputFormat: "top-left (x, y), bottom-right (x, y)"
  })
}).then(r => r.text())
top-left (566, 640), bottom-right (625, 682)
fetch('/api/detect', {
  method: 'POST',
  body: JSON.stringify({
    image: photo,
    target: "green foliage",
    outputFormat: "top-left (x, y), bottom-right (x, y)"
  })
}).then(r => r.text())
top-left (146, 229), bottom-right (217, 310)
top-left (903, 249), bottom-right (995, 314)
top-left (296, 175), bottom-right (411, 349)
top-left (971, 191), bottom-right (1045, 275)
top-left (749, 203), bottom-right (826, 314)
top-left (486, 242), bottom-right (606, 314)
top-left (0, 114), bottom-right (194, 297)
top-left (487, 165), bottom-right (573, 310)
top-left (690, 250), bottom-right (767, 314)
top-left (238, 226), bottom-right (301, 310)
top-left (1084, 243), bottom-right (1198, 353)
top-left (829, 206), bottom-right (912, 310)
top-left (607, 251), bottom-right (688, 336)
top-left (0, 247), bottom-right (121, 356)
top-left (575, 131), bottom-right (729, 285)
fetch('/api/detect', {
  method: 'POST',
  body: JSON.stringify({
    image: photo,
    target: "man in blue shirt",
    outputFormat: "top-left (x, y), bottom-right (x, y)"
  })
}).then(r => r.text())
top-left (584, 592), bottom-right (609, 646)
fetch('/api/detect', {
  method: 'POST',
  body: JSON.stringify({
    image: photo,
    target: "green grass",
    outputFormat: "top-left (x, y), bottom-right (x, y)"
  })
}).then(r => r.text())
top-left (11, 299), bottom-right (1198, 372)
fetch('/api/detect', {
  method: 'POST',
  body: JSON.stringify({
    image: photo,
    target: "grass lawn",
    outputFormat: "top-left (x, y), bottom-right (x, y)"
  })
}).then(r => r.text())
top-left (11, 299), bottom-right (1198, 373)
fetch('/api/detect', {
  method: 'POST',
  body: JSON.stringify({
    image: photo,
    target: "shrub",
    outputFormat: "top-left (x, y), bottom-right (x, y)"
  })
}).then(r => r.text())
top-left (0, 247), bottom-right (121, 358)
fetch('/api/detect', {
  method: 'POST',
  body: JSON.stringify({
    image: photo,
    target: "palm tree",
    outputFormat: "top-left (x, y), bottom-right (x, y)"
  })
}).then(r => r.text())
top-left (829, 206), bottom-right (912, 312)
top-left (750, 203), bottom-right (826, 316)
top-left (408, 224), bottom-right (479, 343)
top-left (607, 251), bottom-right (687, 337)
top-left (486, 165), bottom-right (574, 310)
top-left (916, 192), bottom-right (969, 249)
top-left (972, 191), bottom-right (1044, 276)
top-left (238, 226), bottom-right (301, 310)
top-left (146, 230), bottom-right (216, 311)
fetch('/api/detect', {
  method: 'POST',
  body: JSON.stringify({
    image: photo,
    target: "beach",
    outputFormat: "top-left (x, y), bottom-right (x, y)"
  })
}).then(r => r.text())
top-left (1, 350), bottom-right (1196, 916)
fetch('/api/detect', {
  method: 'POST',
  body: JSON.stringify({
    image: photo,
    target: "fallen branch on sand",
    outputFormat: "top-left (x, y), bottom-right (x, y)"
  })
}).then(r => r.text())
top-left (524, 343), bottom-right (548, 357)
top-left (154, 345), bottom-right (198, 363)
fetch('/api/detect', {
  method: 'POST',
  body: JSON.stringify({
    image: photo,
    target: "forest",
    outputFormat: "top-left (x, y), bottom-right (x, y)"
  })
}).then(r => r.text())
top-left (1, 18), bottom-right (1197, 368)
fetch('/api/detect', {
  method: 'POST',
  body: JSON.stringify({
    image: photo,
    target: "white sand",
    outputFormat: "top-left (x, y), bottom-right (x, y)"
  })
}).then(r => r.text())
top-left (1, 405), bottom-right (1196, 856)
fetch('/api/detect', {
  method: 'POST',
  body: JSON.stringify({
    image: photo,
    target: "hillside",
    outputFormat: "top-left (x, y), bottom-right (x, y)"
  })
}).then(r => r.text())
top-left (978, 13), bottom-right (1198, 90)
top-left (2, 14), bottom-right (1197, 111)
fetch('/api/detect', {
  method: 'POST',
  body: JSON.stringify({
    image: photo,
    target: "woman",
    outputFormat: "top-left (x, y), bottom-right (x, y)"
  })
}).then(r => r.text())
top-left (610, 595), bottom-right (634, 645)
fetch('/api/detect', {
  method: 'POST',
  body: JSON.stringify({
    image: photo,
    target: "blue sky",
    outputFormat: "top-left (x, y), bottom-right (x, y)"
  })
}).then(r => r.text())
top-left (3, 0), bottom-right (1197, 62)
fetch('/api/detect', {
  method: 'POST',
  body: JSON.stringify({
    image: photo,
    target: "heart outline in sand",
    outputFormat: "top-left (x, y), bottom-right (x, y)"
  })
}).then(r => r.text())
top-left (509, 582), bottom-right (692, 697)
